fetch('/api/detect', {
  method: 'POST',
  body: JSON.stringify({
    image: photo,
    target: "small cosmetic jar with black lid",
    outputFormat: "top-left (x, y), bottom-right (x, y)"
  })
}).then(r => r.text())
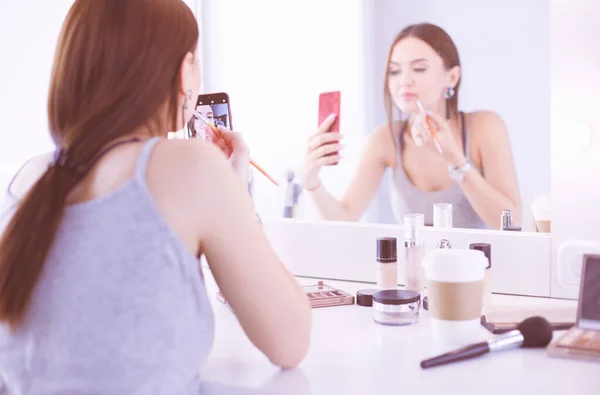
top-left (356, 289), bottom-right (379, 307)
top-left (372, 289), bottom-right (421, 326)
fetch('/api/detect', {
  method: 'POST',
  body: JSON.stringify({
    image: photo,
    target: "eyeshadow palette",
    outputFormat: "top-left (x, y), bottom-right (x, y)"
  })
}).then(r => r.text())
top-left (302, 281), bottom-right (355, 308)
top-left (215, 281), bottom-right (355, 312)
top-left (553, 328), bottom-right (600, 352)
top-left (548, 254), bottom-right (600, 362)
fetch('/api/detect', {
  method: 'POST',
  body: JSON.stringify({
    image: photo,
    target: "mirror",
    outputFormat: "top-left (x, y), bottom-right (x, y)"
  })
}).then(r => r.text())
top-left (199, 0), bottom-right (551, 233)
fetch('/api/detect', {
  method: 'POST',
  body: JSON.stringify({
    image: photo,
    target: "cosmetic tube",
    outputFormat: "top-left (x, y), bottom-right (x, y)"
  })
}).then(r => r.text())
top-left (404, 213), bottom-right (425, 294)
top-left (433, 203), bottom-right (453, 228)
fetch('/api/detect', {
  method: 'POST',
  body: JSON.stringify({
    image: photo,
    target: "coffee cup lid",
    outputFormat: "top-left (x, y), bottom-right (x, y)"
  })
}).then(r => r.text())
top-left (422, 249), bottom-right (488, 283)
top-left (531, 195), bottom-right (551, 220)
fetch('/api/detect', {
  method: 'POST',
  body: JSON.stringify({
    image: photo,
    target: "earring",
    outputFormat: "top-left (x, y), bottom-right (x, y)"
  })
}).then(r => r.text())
top-left (444, 86), bottom-right (455, 99)
top-left (180, 89), bottom-right (194, 135)
top-left (183, 89), bottom-right (192, 111)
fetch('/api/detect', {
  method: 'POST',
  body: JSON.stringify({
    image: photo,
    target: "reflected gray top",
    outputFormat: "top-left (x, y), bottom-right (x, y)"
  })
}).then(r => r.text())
top-left (0, 137), bottom-right (215, 395)
top-left (389, 112), bottom-right (488, 229)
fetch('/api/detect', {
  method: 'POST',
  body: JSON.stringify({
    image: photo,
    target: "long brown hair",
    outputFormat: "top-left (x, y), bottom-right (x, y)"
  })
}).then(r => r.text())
top-left (0, 0), bottom-right (199, 330)
top-left (383, 23), bottom-right (461, 137)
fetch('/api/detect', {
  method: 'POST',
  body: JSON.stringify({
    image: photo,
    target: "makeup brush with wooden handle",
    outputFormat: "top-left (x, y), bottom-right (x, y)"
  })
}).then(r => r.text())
top-left (416, 99), bottom-right (443, 154)
top-left (194, 111), bottom-right (279, 187)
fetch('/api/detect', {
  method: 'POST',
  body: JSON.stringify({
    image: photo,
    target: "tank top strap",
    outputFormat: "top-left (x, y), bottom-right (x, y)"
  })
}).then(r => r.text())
top-left (134, 136), bottom-right (162, 181)
top-left (460, 111), bottom-right (469, 154)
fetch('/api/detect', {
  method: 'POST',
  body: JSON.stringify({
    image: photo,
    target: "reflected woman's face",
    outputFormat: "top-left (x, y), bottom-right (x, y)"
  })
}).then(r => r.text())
top-left (387, 37), bottom-right (459, 114)
top-left (192, 104), bottom-right (215, 139)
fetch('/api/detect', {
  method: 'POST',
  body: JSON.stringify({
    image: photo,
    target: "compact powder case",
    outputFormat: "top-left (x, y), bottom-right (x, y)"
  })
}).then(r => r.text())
top-left (372, 289), bottom-right (421, 326)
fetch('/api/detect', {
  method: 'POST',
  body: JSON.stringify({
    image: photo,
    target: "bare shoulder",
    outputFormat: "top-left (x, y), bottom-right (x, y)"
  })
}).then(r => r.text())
top-left (153, 137), bottom-right (228, 168)
top-left (371, 122), bottom-right (396, 142)
top-left (365, 122), bottom-right (397, 167)
top-left (466, 110), bottom-right (509, 141)
top-left (465, 110), bottom-right (515, 168)
top-left (148, 138), bottom-right (233, 191)
top-left (8, 152), bottom-right (54, 199)
top-left (145, 138), bottom-right (246, 251)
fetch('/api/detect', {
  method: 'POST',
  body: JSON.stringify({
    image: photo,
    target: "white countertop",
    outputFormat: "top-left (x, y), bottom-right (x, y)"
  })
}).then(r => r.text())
top-left (199, 273), bottom-right (599, 395)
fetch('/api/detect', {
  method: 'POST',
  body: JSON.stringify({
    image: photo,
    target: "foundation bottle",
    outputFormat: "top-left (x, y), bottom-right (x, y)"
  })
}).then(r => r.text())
top-left (376, 237), bottom-right (398, 289)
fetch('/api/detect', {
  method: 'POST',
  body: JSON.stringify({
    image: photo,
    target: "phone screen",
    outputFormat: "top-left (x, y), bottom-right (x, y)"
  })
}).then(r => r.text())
top-left (188, 93), bottom-right (232, 140)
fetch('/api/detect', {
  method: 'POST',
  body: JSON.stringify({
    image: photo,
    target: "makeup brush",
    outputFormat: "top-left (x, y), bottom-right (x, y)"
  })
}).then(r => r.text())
top-left (194, 111), bottom-right (279, 186)
top-left (420, 316), bottom-right (553, 369)
top-left (415, 99), bottom-right (443, 154)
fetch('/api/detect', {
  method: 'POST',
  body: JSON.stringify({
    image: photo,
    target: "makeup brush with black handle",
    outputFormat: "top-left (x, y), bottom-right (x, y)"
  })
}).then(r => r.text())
top-left (420, 316), bottom-right (553, 369)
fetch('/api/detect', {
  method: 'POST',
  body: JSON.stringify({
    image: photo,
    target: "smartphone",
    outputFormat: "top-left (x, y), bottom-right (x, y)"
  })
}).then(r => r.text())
top-left (188, 92), bottom-right (232, 139)
top-left (317, 91), bottom-right (341, 165)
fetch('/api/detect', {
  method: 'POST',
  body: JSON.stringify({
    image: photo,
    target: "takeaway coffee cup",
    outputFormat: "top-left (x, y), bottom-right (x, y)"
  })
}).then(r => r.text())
top-left (422, 248), bottom-right (488, 345)
top-left (531, 194), bottom-right (551, 233)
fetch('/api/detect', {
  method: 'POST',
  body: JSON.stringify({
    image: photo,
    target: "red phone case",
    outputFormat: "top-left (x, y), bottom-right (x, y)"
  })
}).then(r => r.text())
top-left (318, 91), bottom-right (341, 165)
top-left (318, 91), bottom-right (340, 132)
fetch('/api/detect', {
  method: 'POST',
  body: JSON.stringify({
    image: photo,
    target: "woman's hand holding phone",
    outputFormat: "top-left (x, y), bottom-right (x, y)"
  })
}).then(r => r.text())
top-left (300, 113), bottom-right (343, 190)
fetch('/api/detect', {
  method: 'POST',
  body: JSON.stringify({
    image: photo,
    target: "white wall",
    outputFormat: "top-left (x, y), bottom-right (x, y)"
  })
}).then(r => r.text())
top-left (550, 0), bottom-right (600, 298)
top-left (200, 0), bottom-right (370, 221)
top-left (0, 0), bottom-right (73, 191)
top-left (363, 0), bottom-right (551, 231)
top-left (0, 0), bottom-right (198, 193)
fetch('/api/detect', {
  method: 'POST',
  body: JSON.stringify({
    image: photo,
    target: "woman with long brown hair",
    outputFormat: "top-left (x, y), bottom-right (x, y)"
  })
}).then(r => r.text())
top-left (0, 0), bottom-right (311, 393)
top-left (301, 23), bottom-right (521, 230)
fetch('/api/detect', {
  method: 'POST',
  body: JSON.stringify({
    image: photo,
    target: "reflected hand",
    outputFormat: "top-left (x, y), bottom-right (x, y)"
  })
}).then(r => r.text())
top-left (411, 110), bottom-right (464, 166)
top-left (301, 114), bottom-right (343, 190)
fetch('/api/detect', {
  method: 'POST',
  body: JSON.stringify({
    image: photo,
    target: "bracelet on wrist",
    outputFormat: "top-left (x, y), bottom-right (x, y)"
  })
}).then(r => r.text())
top-left (305, 180), bottom-right (321, 192)
top-left (448, 157), bottom-right (473, 183)
top-left (450, 156), bottom-right (468, 169)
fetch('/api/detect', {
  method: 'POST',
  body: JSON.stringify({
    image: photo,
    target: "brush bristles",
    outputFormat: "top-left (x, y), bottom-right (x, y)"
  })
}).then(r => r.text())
top-left (518, 316), bottom-right (553, 348)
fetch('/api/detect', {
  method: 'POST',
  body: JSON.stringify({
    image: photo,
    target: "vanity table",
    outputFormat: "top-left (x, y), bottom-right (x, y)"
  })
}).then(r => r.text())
top-left (200, 273), bottom-right (598, 395)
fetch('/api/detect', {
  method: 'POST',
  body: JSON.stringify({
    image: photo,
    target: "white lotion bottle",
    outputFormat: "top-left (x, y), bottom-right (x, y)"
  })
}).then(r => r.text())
top-left (376, 237), bottom-right (398, 289)
top-left (404, 213), bottom-right (425, 294)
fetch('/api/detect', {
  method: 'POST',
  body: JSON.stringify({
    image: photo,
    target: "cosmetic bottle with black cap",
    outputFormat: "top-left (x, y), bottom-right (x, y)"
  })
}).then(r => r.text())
top-left (470, 242), bottom-right (492, 308)
top-left (376, 237), bottom-right (398, 289)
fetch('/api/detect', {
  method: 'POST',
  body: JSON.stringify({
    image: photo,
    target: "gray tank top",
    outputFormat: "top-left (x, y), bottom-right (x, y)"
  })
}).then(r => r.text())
top-left (0, 137), bottom-right (215, 395)
top-left (389, 112), bottom-right (488, 229)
